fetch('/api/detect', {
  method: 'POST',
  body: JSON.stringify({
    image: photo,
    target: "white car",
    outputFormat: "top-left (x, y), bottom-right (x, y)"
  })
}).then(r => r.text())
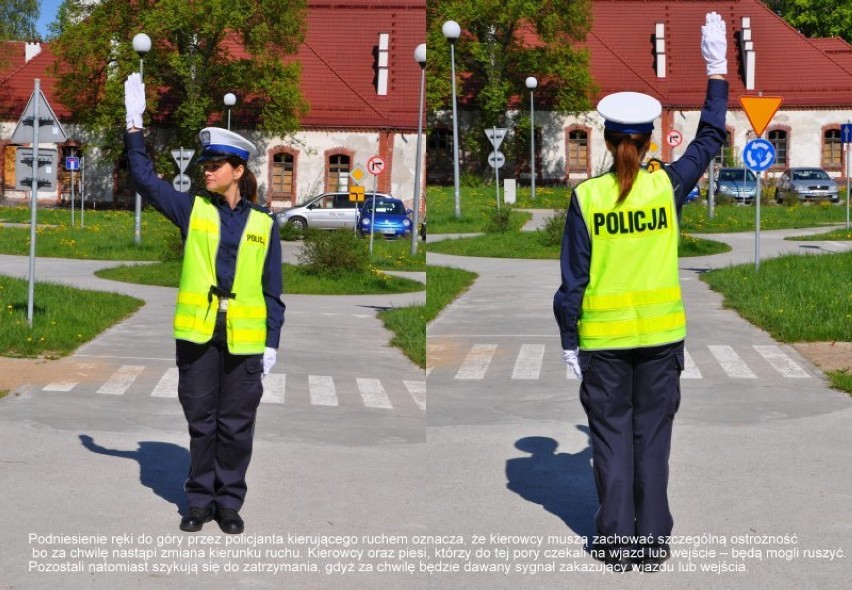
top-left (276, 192), bottom-right (393, 231)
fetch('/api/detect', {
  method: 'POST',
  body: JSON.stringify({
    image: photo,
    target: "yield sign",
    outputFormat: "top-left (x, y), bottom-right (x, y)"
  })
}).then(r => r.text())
top-left (739, 96), bottom-right (783, 137)
top-left (485, 128), bottom-right (507, 150)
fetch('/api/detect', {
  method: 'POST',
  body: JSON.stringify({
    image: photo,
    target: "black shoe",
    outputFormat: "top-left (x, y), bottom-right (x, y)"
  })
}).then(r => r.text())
top-left (216, 508), bottom-right (244, 534)
top-left (179, 507), bottom-right (213, 532)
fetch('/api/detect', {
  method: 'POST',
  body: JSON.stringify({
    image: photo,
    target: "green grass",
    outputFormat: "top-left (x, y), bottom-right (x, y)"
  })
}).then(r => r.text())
top-left (376, 265), bottom-right (478, 368)
top-left (95, 262), bottom-right (424, 295)
top-left (701, 251), bottom-right (852, 343)
top-left (681, 200), bottom-right (847, 233)
top-left (427, 186), bottom-right (531, 234)
top-left (427, 231), bottom-right (729, 259)
top-left (0, 275), bottom-right (144, 358)
top-left (367, 238), bottom-right (426, 271)
top-left (0, 207), bottom-right (182, 260)
top-left (787, 226), bottom-right (852, 241)
top-left (827, 370), bottom-right (852, 394)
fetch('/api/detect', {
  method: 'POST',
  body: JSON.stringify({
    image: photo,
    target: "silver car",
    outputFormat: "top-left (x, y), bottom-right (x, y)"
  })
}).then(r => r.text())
top-left (774, 168), bottom-right (839, 203)
top-left (716, 167), bottom-right (757, 203)
top-left (276, 192), bottom-right (392, 231)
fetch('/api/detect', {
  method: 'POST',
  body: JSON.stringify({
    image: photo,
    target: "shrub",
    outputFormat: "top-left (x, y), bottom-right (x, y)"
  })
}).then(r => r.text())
top-left (278, 221), bottom-right (303, 241)
top-left (484, 205), bottom-right (513, 234)
top-left (296, 229), bottom-right (369, 277)
top-left (538, 208), bottom-right (567, 246)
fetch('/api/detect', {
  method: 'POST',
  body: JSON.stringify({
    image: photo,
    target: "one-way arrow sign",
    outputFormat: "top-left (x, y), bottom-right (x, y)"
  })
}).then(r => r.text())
top-left (11, 88), bottom-right (66, 144)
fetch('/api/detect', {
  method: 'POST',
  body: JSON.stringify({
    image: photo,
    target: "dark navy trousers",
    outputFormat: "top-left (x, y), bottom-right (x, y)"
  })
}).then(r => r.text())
top-left (578, 341), bottom-right (684, 544)
top-left (176, 312), bottom-right (264, 511)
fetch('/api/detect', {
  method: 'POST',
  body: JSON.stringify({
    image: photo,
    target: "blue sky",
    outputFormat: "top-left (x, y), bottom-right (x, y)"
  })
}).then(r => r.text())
top-left (37, 0), bottom-right (63, 38)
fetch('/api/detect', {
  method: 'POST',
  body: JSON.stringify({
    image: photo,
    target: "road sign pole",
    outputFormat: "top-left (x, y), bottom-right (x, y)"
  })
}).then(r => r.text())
top-left (27, 79), bottom-right (41, 327)
top-left (493, 126), bottom-right (500, 210)
top-left (81, 157), bottom-right (85, 228)
top-left (369, 177), bottom-right (378, 257)
top-left (755, 171), bottom-right (761, 271)
top-left (707, 160), bottom-right (716, 219)
top-left (71, 169), bottom-right (76, 227)
top-left (846, 122), bottom-right (851, 231)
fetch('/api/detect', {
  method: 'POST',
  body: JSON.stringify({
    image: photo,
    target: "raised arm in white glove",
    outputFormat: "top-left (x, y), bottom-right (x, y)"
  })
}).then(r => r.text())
top-left (701, 12), bottom-right (727, 77)
top-left (262, 347), bottom-right (277, 378)
top-left (563, 349), bottom-right (582, 380)
top-left (124, 72), bottom-right (146, 130)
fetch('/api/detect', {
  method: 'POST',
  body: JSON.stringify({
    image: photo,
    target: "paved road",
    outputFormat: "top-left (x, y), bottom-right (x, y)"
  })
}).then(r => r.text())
top-left (425, 227), bottom-right (851, 589)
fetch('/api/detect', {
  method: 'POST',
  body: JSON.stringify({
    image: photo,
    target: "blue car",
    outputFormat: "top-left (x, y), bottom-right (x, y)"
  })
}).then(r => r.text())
top-left (357, 195), bottom-right (412, 238)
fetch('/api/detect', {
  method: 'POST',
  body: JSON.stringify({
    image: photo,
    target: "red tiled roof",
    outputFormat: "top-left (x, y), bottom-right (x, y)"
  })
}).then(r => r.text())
top-left (0, 1), bottom-right (425, 130)
top-left (587, 0), bottom-right (852, 108)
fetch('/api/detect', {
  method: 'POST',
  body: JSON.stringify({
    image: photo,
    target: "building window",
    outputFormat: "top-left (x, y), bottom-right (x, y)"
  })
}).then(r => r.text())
top-left (714, 131), bottom-right (734, 166)
top-left (271, 152), bottom-right (295, 197)
top-left (567, 129), bottom-right (588, 171)
top-left (823, 129), bottom-right (842, 168)
top-left (327, 154), bottom-right (350, 192)
top-left (768, 129), bottom-right (788, 167)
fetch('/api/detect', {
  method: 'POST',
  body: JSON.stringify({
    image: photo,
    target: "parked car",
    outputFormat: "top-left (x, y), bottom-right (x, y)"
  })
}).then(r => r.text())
top-left (357, 195), bottom-right (412, 238)
top-left (774, 168), bottom-right (839, 203)
top-left (715, 167), bottom-right (757, 203)
top-left (276, 191), bottom-right (393, 231)
top-left (686, 185), bottom-right (700, 203)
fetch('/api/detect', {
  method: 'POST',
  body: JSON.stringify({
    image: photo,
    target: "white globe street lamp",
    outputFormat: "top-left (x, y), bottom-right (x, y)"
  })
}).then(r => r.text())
top-left (131, 32), bottom-right (151, 246)
top-left (525, 76), bottom-right (538, 200)
top-left (442, 20), bottom-right (462, 219)
top-left (224, 92), bottom-right (237, 130)
top-left (411, 43), bottom-right (426, 255)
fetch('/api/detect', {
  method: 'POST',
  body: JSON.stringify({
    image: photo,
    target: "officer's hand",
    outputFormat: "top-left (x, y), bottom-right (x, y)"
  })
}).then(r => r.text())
top-left (701, 12), bottom-right (727, 76)
top-left (262, 347), bottom-right (277, 377)
top-left (563, 349), bottom-right (582, 379)
top-left (124, 73), bottom-right (146, 130)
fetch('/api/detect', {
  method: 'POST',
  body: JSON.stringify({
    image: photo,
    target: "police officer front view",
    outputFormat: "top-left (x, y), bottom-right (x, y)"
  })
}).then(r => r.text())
top-left (124, 73), bottom-right (285, 535)
top-left (553, 13), bottom-right (729, 571)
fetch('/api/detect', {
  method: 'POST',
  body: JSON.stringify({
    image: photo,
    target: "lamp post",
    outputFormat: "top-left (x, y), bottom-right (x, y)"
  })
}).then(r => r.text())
top-left (411, 43), bottom-right (426, 256)
top-left (442, 20), bottom-right (461, 219)
top-left (224, 92), bottom-right (237, 130)
top-left (132, 32), bottom-right (151, 246)
top-left (525, 76), bottom-right (538, 200)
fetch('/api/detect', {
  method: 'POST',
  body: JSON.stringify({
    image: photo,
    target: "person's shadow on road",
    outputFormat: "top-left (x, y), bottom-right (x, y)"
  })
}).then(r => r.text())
top-left (505, 426), bottom-right (598, 542)
top-left (79, 435), bottom-right (188, 515)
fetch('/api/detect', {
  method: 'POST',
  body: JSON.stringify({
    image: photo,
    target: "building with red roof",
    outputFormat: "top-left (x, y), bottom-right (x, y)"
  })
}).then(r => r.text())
top-left (0, 1), bottom-right (426, 210)
top-left (430, 0), bottom-right (852, 186)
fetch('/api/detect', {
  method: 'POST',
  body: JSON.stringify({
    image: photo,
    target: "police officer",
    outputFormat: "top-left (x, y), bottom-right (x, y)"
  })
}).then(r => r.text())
top-left (124, 73), bottom-right (285, 534)
top-left (553, 13), bottom-right (728, 571)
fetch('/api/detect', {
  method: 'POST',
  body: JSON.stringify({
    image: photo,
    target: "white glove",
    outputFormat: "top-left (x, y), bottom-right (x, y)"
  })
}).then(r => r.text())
top-left (124, 72), bottom-right (146, 129)
top-left (262, 347), bottom-right (277, 377)
top-left (563, 349), bottom-right (582, 379)
top-left (701, 12), bottom-right (727, 76)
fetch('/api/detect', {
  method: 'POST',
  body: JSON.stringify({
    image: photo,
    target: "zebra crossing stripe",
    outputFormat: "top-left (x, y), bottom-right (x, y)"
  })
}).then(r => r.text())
top-left (455, 344), bottom-right (497, 380)
top-left (308, 375), bottom-right (338, 406)
top-left (708, 345), bottom-right (757, 378)
top-left (97, 365), bottom-right (145, 395)
top-left (753, 345), bottom-right (810, 378)
top-left (261, 374), bottom-right (286, 404)
top-left (682, 349), bottom-right (702, 379)
top-left (151, 368), bottom-right (180, 397)
top-left (512, 344), bottom-right (545, 380)
top-left (43, 380), bottom-right (77, 392)
top-left (357, 378), bottom-right (393, 409)
top-left (403, 380), bottom-right (426, 411)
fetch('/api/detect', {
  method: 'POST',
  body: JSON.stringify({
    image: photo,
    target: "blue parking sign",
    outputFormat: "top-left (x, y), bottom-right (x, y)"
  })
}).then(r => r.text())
top-left (743, 139), bottom-right (776, 172)
top-left (65, 156), bottom-right (80, 171)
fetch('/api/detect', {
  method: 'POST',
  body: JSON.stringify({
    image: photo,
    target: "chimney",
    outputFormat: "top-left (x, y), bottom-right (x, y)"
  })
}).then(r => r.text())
top-left (376, 33), bottom-right (389, 96)
top-left (655, 23), bottom-right (666, 78)
top-left (25, 42), bottom-right (42, 63)
top-left (740, 17), bottom-right (755, 90)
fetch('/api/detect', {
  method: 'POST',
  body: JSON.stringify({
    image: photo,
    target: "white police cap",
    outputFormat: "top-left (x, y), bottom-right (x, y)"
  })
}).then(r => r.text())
top-left (597, 92), bottom-right (662, 134)
top-left (197, 127), bottom-right (258, 163)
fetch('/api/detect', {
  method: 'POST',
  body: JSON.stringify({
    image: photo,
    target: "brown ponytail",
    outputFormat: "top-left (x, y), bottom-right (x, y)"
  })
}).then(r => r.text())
top-left (604, 129), bottom-right (651, 203)
top-left (226, 156), bottom-right (258, 203)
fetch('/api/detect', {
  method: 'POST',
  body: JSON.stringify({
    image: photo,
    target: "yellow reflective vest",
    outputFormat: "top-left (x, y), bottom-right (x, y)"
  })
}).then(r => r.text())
top-left (173, 195), bottom-right (272, 354)
top-left (575, 170), bottom-right (686, 350)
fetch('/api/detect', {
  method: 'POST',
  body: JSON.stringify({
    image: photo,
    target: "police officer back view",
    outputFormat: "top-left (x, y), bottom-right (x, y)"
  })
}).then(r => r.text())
top-left (124, 73), bottom-right (285, 534)
top-left (553, 13), bottom-right (729, 571)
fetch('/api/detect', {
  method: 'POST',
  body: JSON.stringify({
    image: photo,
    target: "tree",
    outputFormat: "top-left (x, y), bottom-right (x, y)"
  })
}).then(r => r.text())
top-left (0, 0), bottom-right (39, 40)
top-left (767, 0), bottom-right (852, 43)
top-left (50, 0), bottom-right (307, 165)
top-left (427, 0), bottom-right (595, 175)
